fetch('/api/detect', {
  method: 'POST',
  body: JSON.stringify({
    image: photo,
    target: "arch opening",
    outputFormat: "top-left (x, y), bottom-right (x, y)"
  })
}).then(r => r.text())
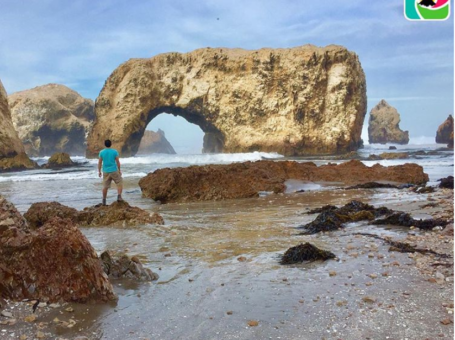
top-left (123, 107), bottom-right (225, 156)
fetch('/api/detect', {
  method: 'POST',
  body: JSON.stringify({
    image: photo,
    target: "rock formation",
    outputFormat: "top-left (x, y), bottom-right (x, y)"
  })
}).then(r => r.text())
top-left (137, 129), bottom-right (176, 155)
top-left (436, 115), bottom-right (453, 148)
top-left (138, 160), bottom-right (428, 203)
top-left (0, 196), bottom-right (116, 303)
top-left (42, 152), bottom-right (76, 168)
top-left (368, 100), bottom-right (409, 144)
top-left (100, 251), bottom-right (159, 281)
top-left (9, 84), bottom-right (94, 156)
top-left (24, 201), bottom-right (165, 228)
top-left (87, 45), bottom-right (367, 157)
top-left (0, 80), bottom-right (36, 172)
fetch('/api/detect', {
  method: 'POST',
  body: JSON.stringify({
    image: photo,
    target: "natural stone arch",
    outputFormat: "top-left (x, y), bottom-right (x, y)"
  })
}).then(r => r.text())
top-left (86, 45), bottom-right (366, 157)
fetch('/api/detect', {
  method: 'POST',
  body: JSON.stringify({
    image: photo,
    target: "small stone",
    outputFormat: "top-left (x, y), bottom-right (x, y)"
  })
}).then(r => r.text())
top-left (329, 271), bottom-right (337, 277)
top-left (20, 335), bottom-right (27, 340)
top-left (336, 300), bottom-right (348, 307)
top-left (164, 253), bottom-right (172, 257)
top-left (368, 273), bottom-right (378, 279)
top-left (436, 272), bottom-right (445, 284)
top-left (226, 311), bottom-right (233, 315)
top-left (38, 302), bottom-right (47, 308)
top-left (368, 253), bottom-right (374, 258)
top-left (65, 307), bottom-right (74, 312)
top-left (428, 278), bottom-right (438, 283)
top-left (24, 314), bottom-right (36, 322)
top-left (0, 311), bottom-right (13, 318)
top-left (362, 296), bottom-right (377, 304)
top-left (49, 303), bottom-right (60, 308)
top-left (248, 320), bottom-right (259, 327)
top-left (440, 318), bottom-right (452, 325)
top-left (237, 256), bottom-right (247, 262)
top-left (36, 331), bottom-right (45, 339)
top-left (298, 300), bottom-right (304, 304)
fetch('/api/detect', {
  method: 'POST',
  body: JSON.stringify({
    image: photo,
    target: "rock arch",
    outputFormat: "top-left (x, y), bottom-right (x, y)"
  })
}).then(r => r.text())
top-left (86, 45), bottom-right (366, 157)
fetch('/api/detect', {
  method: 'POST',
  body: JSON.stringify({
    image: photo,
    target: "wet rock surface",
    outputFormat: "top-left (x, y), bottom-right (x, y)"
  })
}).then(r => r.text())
top-left (368, 99), bottom-right (409, 144)
top-left (25, 201), bottom-right (165, 227)
top-left (438, 176), bottom-right (454, 189)
top-left (0, 214), bottom-right (117, 303)
top-left (436, 115), bottom-right (454, 147)
top-left (100, 251), bottom-right (159, 281)
top-left (280, 242), bottom-right (336, 264)
top-left (139, 160), bottom-right (428, 203)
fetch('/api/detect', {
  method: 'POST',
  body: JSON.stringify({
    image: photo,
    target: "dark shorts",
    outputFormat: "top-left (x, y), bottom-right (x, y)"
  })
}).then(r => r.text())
top-left (103, 171), bottom-right (123, 189)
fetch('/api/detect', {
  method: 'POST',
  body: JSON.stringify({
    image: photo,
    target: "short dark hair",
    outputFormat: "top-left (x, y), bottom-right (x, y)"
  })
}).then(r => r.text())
top-left (104, 140), bottom-right (112, 147)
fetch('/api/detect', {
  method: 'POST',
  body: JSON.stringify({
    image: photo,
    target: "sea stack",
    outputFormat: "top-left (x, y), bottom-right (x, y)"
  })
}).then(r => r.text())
top-left (9, 84), bottom-right (94, 156)
top-left (0, 80), bottom-right (36, 172)
top-left (436, 115), bottom-right (454, 148)
top-left (87, 45), bottom-right (367, 157)
top-left (137, 129), bottom-right (176, 155)
top-left (368, 100), bottom-right (409, 144)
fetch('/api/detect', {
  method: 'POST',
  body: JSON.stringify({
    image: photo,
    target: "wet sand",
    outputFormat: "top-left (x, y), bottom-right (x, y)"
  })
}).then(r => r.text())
top-left (1, 187), bottom-right (453, 340)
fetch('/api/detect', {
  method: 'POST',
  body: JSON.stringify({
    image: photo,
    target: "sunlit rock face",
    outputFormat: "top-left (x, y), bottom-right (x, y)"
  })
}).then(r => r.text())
top-left (87, 45), bottom-right (367, 157)
top-left (368, 100), bottom-right (409, 145)
top-left (9, 84), bottom-right (94, 156)
top-left (137, 129), bottom-right (176, 155)
top-left (436, 115), bottom-right (453, 148)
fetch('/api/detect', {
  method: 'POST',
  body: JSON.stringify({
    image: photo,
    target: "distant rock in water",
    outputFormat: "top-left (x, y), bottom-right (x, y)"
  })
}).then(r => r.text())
top-left (9, 84), bottom-right (94, 156)
top-left (137, 129), bottom-right (176, 155)
top-left (368, 100), bottom-right (409, 145)
top-left (436, 115), bottom-right (453, 148)
top-left (0, 79), bottom-right (36, 172)
top-left (42, 152), bottom-right (76, 168)
top-left (86, 45), bottom-right (367, 157)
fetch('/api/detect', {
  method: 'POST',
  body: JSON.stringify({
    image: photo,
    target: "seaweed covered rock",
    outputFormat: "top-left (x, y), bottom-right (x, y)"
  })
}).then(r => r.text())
top-left (299, 200), bottom-right (392, 235)
top-left (139, 160), bottom-right (428, 203)
top-left (100, 251), bottom-right (159, 281)
top-left (24, 201), bottom-right (79, 229)
top-left (0, 195), bottom-right (28, 233)
top-left (42, 152), bottom-right (76, 168)
top-left (281, 243), bottom-right (336, 264)
top-left (0, 216), bottom-right (116, 303)
top-left (24, 200), bottom-right (165, 227)
top-left (374, 212), bottom-right (449, 230)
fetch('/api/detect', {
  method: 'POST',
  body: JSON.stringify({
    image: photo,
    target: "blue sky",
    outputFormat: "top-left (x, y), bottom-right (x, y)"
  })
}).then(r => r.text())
top-left (0, 1), bottom-right (453, 152)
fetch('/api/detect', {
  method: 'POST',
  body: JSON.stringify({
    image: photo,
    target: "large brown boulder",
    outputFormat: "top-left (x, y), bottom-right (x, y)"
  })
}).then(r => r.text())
top-left (137, 129), bottom-right (176, 155)
top-left (0, 196), bottom-right (116, 303)
top-left (25, 200), bottom-right (165, 228)
top-left (368, 100), bottom-right (409, 144)
top-left (42, 152), bottom-right (76, 168)
top-left (0, 80), bottom-right (36, 172)
top-left (138, 160), bottom-right (428, 203)
top-left (436, 115), bottom-right (453, 148)
top-left (87, 45), bottom-right (367, 157)
top-left (9, 84), bottom-right (94, 156)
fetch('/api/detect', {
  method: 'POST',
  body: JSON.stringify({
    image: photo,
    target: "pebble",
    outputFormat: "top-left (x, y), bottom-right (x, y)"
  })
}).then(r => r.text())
top-left (329, 271), bottom-right (337, 277)
top-left (237, 256), bottom-right (247, 262)
top-left (226, 311), bottom-right (233, 315)
top-left (248, 320), bottom-right (259, 327)
top-left (368, 274), bottom-right (378, 279)
top-left (36, 331), bottom-right (45, 339)
top-left (1, 311), bottom-right (13, 318)
top-left (65, 307), bottom-right (74, 313)
top-left (24, 314), bottom-right (36, 322)
top-left (362, 296), bottom-right (377, 304)
top-left (440, 318), bottom-right (452, 325)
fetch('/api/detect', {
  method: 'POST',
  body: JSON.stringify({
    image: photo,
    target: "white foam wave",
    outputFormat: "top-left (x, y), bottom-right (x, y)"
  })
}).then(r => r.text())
top-left (0, 171), bottom-right (147, 183)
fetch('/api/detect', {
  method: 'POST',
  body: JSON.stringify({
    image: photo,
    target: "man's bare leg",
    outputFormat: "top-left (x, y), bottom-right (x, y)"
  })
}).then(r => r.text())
top-left (102, 188), bottom-right (108, 205)
top-left (117, 185), bottom-right (123, 202)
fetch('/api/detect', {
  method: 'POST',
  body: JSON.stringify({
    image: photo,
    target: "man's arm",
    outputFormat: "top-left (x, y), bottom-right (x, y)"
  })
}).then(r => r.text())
top-left (98, 158), bottom-right (102, 178)
top-left (115, 157), bottom-right (121, 175)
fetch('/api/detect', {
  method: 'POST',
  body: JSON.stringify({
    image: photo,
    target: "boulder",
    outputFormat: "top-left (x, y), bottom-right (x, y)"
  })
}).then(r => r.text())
top-left (87, 45), bottom-right (367, 157)
top-left (9, 84), bottom-right (94, 156)
top-left (368, 100), bottom-right (409, 144)
top-left (281, 243), bottom-right (336, 264)
top-left (0, 195), bottom-right (28, 233)
top-left (0, 79), bottom-right (36, 172)
top-left (42, 152), bottom-right (76, 168)
top-left (100, 251), bottom-right (159, 281)
top-left (138, 160), bottom-right (428, 203)
top-left (25, 201), bottom-right (165, 227)
top-left (436, 115), bottom-right (454, 148)
top-left (137, 129), bottom-right (176, 155)
top-left (0, 196), bottom-right (116, 303)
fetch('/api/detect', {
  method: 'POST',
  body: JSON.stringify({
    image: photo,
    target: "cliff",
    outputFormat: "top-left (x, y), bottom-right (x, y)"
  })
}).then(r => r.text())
top-left (436, 115), bottom-right (454, 148)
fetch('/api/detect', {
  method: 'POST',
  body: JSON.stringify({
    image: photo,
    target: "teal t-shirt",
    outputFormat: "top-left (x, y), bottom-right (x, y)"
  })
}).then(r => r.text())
top-left (99, 148), bottom-right (119, 173)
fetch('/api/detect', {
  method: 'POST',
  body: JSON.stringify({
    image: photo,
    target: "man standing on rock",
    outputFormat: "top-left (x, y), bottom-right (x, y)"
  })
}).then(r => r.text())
top-left (98, 140), bottom-right (123, 205)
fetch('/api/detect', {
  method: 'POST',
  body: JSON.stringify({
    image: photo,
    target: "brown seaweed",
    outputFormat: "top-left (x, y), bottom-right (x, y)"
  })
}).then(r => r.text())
top-left (280, 242), bottom-right (336, 265)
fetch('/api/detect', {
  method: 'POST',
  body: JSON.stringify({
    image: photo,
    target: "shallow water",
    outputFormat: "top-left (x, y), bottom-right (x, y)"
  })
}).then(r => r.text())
top-left (0, 146), bottom-right (453, 339)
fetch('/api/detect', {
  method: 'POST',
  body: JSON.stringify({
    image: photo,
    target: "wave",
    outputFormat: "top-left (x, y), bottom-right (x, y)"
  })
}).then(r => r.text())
top-left (0, 171), bottom-right (148, 183)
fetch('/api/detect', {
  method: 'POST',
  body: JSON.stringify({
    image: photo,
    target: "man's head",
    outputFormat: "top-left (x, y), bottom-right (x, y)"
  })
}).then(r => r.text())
top-left (104, 140), bottom-right (112, 148)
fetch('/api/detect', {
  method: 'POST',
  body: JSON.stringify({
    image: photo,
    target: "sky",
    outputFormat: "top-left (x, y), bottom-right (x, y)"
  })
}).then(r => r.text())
top-left (0, 0), bottom-right (453, 153)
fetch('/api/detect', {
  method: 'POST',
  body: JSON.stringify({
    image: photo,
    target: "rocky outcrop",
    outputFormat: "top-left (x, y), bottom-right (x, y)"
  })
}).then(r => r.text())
top-left (42, 152), bottom-right (76, 168)
top-left (0, 196), bottom-right (116, 303)
top-left (0, 196), bottom-right (28, 233)
top-left (100, 251), bottom-right (159, 281)
top-left (137, 129), bottom-right (176, 155)
top-left (436, 115), bottom-right (453, 148)
top-left (87, 45), bottom-right (367, 157)
top-left (25, 201), bottom-right (165, 228)
top-left (0, 80), bottom-right (36, 172)
top-left (368, 100), bottom-right (409, 144)
top-left (138, 160), bottom-right (428, 203)
top-left (9, 84), bottom-right (94, 156)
